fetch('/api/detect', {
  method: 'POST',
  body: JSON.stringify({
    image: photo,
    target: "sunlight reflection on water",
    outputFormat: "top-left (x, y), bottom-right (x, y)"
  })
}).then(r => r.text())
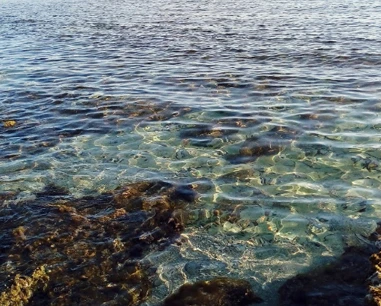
top-left (1, 0), bottom-right (381, 304)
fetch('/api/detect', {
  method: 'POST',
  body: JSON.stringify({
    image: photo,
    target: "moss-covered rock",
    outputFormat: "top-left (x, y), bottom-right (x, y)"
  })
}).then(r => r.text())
top-left (0, 265), bottom-right (49, 306)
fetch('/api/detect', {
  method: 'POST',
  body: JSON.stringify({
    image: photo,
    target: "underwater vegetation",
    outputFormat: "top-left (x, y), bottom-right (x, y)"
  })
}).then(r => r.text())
top-left (0, 265), bottom-right (49, 306)
top-left (2, 180), bottom-right (381, 305)
top-left (0, 180), bottom-right (197, 305)
top-left (2, 0), bottom-right (381, 304)
top-left (0, 180), bottom-right (268, 305)
top-left (367, 226), bottom-right (381, 306)
top-left (1, 95), bottom-right (381, 306)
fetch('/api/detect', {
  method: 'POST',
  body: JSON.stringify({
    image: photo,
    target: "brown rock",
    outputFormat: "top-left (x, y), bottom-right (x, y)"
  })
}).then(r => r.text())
top-left (0, 180), bottom-right (199, 305)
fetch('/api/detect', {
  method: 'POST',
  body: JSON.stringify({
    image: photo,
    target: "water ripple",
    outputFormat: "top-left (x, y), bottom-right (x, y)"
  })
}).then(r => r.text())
top-left (1, 0), bottom-right (381, 304)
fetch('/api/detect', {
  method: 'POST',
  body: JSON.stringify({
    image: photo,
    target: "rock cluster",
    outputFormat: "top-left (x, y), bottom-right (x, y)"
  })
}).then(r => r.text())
top-left (0, 180), bottom-right (197, 305)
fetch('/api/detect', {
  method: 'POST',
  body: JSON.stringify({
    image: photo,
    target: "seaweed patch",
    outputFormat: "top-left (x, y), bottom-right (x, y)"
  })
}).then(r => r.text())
top-left (0, 181), bottom-right (198, 305)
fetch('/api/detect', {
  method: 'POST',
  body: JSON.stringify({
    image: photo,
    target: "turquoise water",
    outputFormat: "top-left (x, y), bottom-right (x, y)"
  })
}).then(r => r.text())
top-left (1, 0), bottom-right (381, 304)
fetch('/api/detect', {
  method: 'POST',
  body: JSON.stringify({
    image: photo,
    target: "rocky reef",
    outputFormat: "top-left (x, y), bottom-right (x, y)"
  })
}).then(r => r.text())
top-left (2, 179), bottom-right (381, 306)
top-left (0, 180), bottom-right (197, 305)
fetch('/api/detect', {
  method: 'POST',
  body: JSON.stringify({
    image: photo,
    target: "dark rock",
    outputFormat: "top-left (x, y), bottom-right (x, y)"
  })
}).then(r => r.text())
top-left (163, 277), bottom-right (263, 306)
top-left (218, 169), bottom-right (256, 182)
top-left (179, 123), bottom-right (231, 148)
top-left (279, 246), bottom-right (375, 306)
top-left (36, 183), bottom-right (69, 197)
top-left (226, 125), bottom-right (300, 164)
top-left (0, 191), bottom-right (17, 205)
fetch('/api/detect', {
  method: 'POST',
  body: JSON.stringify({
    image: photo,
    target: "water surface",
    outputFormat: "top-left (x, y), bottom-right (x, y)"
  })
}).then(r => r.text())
top-left (1, 0), bottom-right (381, 304)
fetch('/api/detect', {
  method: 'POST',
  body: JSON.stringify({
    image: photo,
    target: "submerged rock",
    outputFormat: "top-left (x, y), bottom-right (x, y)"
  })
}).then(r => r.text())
top-left (279, 246), bottom-right (375, 306)
top-left (226, 125), bottom-right (300, 164)
top-left (123, 100), bottom-right (191, 122)
top-left (368, 248), bottom-right (381, 305)
top-left (179, 123), bottom-right (232, 148)
top-left (0, 180), bottom-right (198, 305)
top-left (163, 277), bottom-right (263, 306)
top-left (178, 112), bottom-right (266, 149)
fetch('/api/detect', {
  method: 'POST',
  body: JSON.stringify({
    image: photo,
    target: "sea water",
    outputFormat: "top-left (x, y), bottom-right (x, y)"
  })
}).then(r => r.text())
top-left (1, 0), bottom-right (381, 304)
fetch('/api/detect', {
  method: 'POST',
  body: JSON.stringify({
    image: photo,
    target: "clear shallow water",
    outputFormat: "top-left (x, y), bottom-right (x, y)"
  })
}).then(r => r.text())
top-left (1, 0), bottom-right (381, 304)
